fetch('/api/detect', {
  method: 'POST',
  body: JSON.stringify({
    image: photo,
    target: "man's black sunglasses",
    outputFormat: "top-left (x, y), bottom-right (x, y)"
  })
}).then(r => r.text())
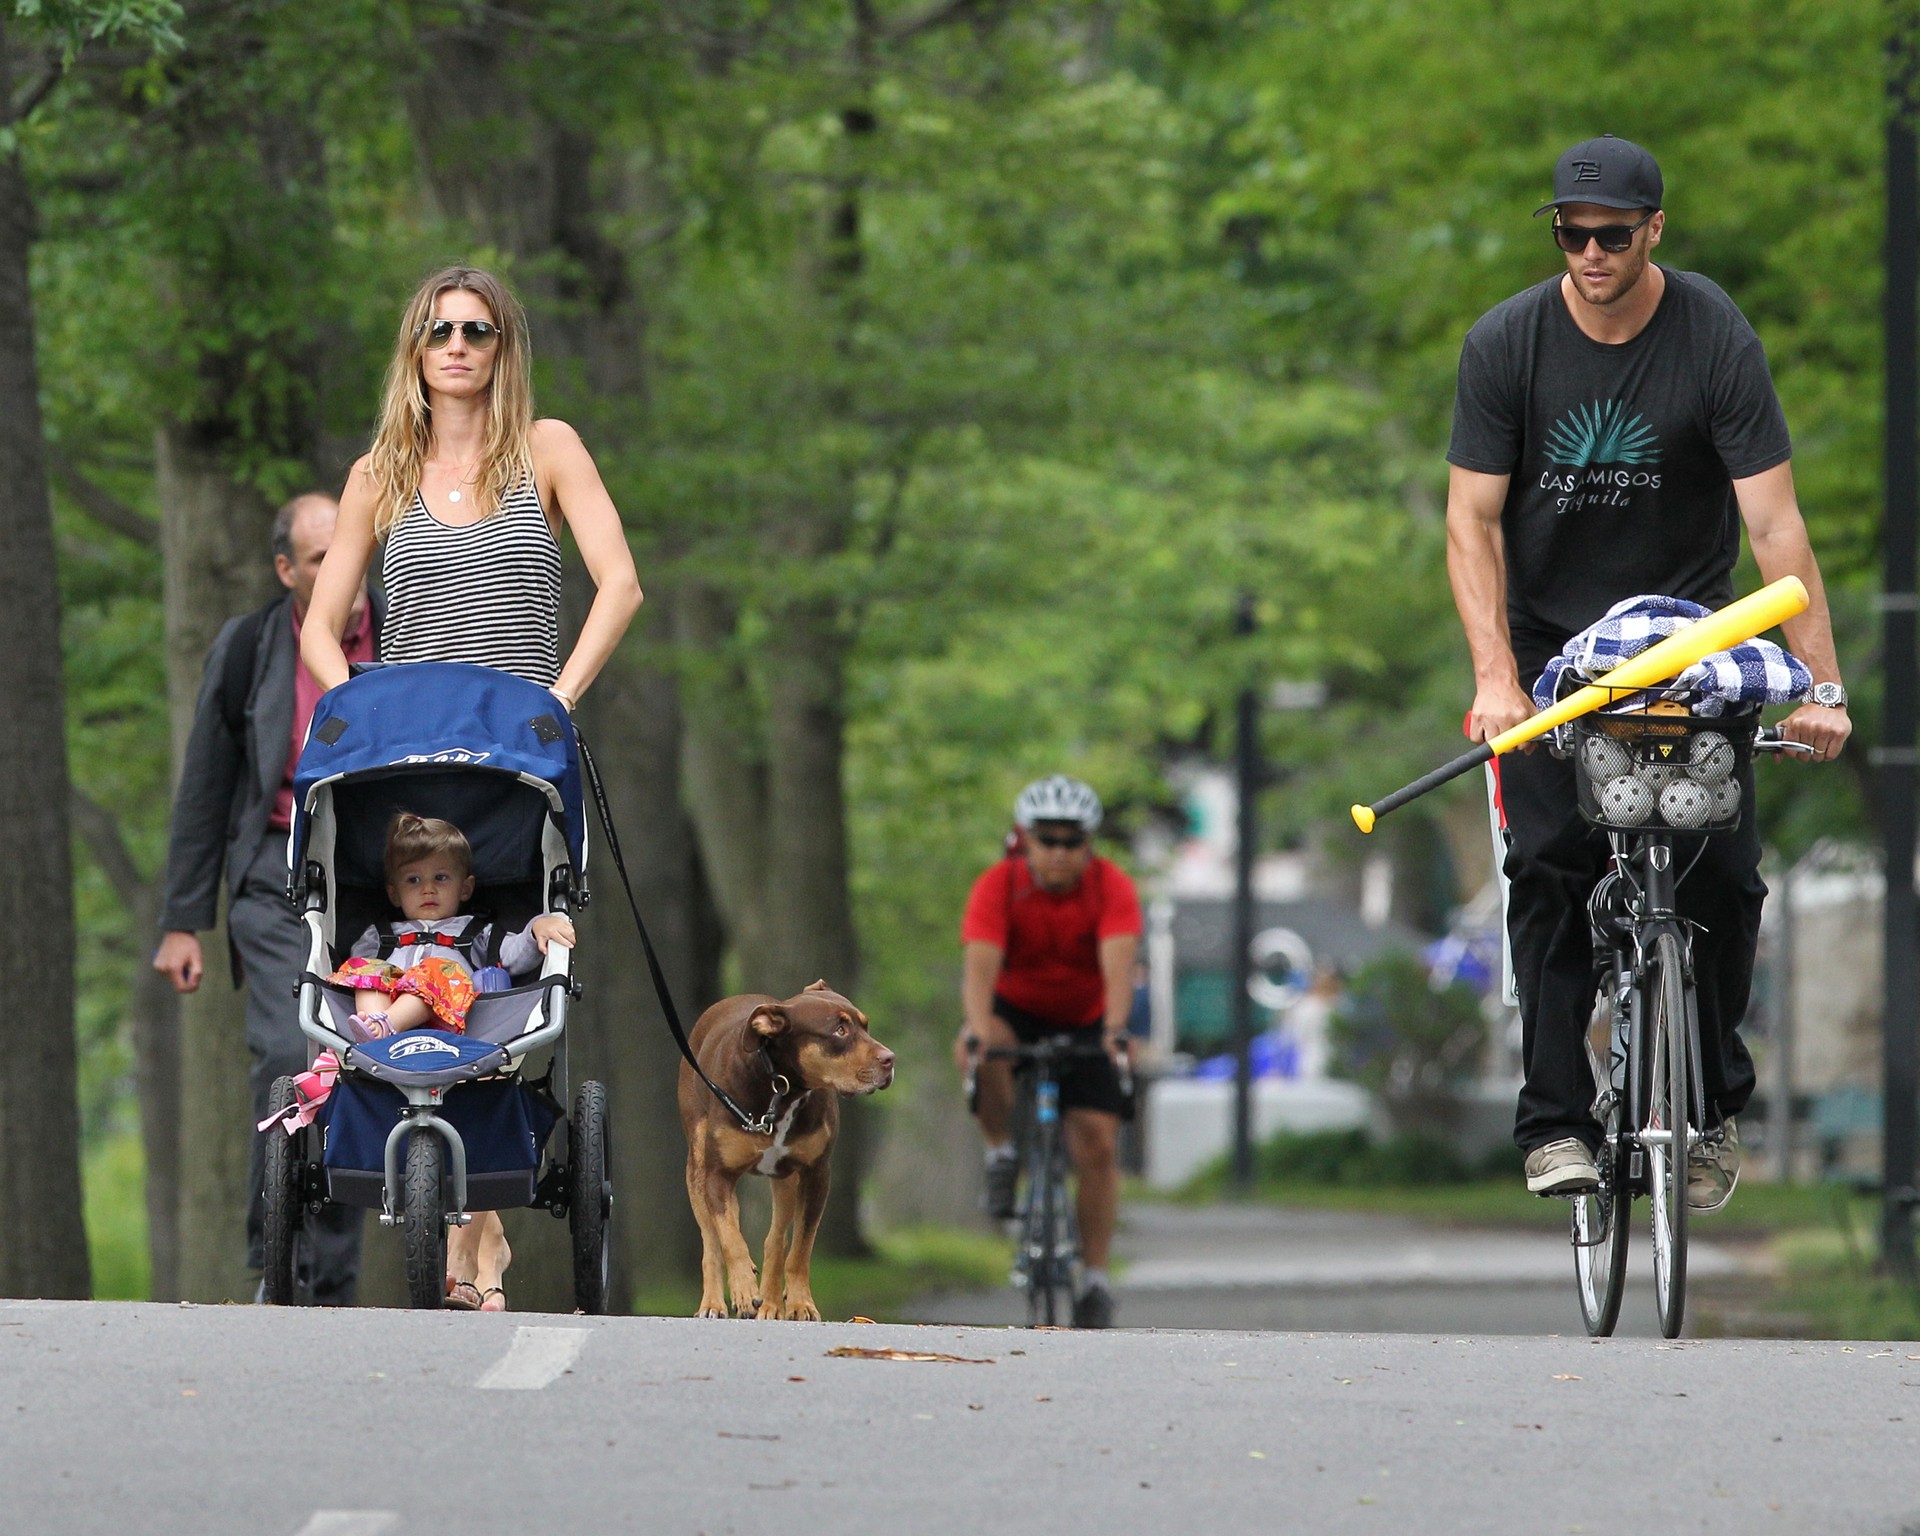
top-left (416, 318), bottom-right (500, 349)
top-left (1552, 210), bottom-right (1655, 255)
top-left (1033, 832), bottom-right (1089, 850)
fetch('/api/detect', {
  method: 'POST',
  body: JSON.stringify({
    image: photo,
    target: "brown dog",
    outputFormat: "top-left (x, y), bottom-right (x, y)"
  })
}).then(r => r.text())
top-left (678, 980), bottom-right (894, 1321)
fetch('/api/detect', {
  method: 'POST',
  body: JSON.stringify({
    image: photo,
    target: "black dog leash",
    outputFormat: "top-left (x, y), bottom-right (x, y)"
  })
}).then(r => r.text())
top-left (575, 728), bottom-right (781, 1136)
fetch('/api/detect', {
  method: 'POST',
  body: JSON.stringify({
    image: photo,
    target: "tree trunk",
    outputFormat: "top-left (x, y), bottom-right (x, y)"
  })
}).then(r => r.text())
top-left (394, 14), bottom-right (719, 1305)
top-left (577, 598), bottom-right (721, 1302)
top-left (156, 422), bottom-right (275, 1304)
top-left (0, 18), bottom-right (91, 1299)
top-left (69, 790), bottom-right (181, 1301)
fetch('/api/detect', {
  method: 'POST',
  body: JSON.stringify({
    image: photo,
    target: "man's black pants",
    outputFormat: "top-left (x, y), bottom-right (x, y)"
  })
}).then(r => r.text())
top-left (1501, 745), bottom-right (1764, 1154)
top-left (231, 835), bottom-right (363, 1303)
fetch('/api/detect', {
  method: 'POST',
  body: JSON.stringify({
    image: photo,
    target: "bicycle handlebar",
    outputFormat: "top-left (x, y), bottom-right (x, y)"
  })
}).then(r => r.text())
top-left (1753, 725), bottom-right (1817, 756)
top-left (962, 1030), bottom-right (1135, 1098)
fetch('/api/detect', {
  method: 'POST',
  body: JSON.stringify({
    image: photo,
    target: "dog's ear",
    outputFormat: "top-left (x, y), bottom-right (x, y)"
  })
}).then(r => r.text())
top-left (749, 1004), bottom-right (790, 1038)
top-left (804, 979), bottom-right (832, 994)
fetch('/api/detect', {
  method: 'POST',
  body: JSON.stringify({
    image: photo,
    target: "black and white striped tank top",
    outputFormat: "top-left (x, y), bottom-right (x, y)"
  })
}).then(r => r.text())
top-left (379, 478), bottom-right (563, 685)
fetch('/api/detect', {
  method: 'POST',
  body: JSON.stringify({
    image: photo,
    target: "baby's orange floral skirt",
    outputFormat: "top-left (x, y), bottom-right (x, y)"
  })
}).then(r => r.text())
top-left (329, 956), bottom-right (474, 1032)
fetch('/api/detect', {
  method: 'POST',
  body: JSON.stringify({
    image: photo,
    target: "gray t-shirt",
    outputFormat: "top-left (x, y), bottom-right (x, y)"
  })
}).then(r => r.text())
top-left (1447, 267), bottom-right (1791, 674)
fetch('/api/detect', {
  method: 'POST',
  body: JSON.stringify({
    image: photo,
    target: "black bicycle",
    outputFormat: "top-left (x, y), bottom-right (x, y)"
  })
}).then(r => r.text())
top-left (1562, 712), bottom-right (1808, 1338)
top-left (965, 1033), bottom-right (1129, 1327)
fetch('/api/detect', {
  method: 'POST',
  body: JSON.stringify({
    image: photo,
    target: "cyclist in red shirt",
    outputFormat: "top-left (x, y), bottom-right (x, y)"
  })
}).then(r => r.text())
top-left (954, 775), bottom-right (1141, 1329)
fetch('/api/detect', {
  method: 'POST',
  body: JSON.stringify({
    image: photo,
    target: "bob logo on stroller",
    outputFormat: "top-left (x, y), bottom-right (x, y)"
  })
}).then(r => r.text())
top-left (390, 1035), bottom-right (463, 1060)
top-left (259, 661), bottom-right (614, 1314)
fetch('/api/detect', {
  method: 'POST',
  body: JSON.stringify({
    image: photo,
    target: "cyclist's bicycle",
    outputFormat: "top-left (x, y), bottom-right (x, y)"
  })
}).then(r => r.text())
top-left (965, 1032), bottom-right (1130, 1327)
top-left (1559, 709), bottom-right (1809, 1338)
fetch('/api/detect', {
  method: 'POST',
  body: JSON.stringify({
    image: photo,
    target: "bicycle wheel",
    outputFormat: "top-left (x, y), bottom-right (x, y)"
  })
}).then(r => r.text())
top-left (1645, 932), bottom-right (1691, 1338)
top-left (1027, 1127), bottom-right (1063, 1327)
top-left (1572, 978), bottom-right (1629, 1336)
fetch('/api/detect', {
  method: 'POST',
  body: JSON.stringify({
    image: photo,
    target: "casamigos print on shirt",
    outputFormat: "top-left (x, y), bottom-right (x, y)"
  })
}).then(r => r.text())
top-left (1447, 266), bottom-right (1791, 677)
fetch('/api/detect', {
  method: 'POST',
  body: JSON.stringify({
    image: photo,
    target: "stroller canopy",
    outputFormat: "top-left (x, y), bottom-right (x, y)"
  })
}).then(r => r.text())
top-left (291, 663), bottom-right (587, 879)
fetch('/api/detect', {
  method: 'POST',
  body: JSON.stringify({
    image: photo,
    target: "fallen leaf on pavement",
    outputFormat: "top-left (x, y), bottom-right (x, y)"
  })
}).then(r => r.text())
top-left (848, 1316), bottom-right (877, 1325)
top-left (1552, 1374), bottom-right (1581, 1381)
top-left (826, 1346), bottom-right (993, 1364)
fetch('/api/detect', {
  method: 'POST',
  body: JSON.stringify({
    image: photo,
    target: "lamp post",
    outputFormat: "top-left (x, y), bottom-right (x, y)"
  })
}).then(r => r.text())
top-left (1230, 594), bottom-right (1260, 1190)
top-left (1882, 8), bottom-right (1920, 1283)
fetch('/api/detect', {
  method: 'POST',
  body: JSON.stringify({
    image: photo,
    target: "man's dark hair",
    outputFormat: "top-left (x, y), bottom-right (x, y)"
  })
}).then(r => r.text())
top-left (272, 493), bottom-right (333, 563)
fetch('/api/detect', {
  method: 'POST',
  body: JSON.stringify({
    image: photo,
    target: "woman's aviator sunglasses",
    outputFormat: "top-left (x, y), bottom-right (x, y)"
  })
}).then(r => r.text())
top-left (416, 318), bottom-right (500, 350)
top-left (1552, 209), bottom-right (1655, 255)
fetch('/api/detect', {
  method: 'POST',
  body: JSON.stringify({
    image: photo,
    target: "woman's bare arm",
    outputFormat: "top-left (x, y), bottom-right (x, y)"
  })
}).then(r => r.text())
top-left (301, 457), bottom-right (381, 691)
top-left (536, 419), bottom-right (643, 707)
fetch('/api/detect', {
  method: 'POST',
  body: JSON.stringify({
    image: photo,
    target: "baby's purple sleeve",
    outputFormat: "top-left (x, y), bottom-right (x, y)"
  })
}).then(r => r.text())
top-left (497, 923), bottom-right (545, 977)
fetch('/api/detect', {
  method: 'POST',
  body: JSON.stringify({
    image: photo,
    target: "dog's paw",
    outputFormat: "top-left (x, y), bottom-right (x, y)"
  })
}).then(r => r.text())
top-left (696, 1301), bottom-right (728, 1319)
top-left (731, 1295), bottom-right (763, 1320)
top-left (776, 1297), bottom-right (822, 1323)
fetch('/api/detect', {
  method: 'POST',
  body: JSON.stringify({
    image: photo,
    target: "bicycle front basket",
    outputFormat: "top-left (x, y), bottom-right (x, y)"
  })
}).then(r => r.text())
top-left (1570, 707), bottom-right (1752, 835)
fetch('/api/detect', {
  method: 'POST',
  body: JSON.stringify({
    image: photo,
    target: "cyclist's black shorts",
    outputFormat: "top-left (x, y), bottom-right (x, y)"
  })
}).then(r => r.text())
top-left (990, 997), bottom-right (1134, 1122)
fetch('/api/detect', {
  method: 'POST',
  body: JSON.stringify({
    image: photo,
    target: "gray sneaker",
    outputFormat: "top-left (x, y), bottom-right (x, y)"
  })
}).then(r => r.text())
top-left (1524, 1137), bottom-right (1599, 1195)
top-left (982, 1149), bottom-right (1019, 1220)
top-left (1688, 1117), bottom-right (1740, 1212)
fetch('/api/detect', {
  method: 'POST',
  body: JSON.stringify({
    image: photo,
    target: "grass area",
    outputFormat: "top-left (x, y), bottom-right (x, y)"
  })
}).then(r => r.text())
top-left (1156, 1169), bottom-right (1867, 1238)
top-left (84, 1129), bottom-right (150, 1301)
top-left (629, 1224), bottom-right (1012, 1321)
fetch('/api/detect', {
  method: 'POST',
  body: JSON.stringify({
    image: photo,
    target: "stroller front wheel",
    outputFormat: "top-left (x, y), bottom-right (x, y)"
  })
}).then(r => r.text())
top-left (402, 1129), bottom-right (449, 1310)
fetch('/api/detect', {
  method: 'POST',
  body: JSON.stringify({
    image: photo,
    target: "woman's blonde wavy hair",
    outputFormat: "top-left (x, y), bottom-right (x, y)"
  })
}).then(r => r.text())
top-left (365, 265), bottom-right (536, 538)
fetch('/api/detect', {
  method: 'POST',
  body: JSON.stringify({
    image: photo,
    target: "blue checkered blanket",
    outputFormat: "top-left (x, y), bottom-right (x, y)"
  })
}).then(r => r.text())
top-left (1531, 594), bottom-right (1811, 717)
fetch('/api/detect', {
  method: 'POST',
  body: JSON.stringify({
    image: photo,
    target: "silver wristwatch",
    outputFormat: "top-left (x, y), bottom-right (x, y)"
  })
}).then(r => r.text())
top-left (1811, 682), bottom-right (1849, 709)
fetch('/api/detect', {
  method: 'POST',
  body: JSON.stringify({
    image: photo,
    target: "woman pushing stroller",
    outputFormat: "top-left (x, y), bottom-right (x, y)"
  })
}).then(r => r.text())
top-left (300, 263), bottom-right (642, 1311)
top-left (333, 812), bottom-right (575, 1041)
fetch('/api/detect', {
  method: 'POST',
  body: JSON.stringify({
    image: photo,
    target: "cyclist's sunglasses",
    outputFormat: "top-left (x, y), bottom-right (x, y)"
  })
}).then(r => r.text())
top-left (416, 318), bottom-right (500, 350)
top-left (1032, 832), bottom-right (1089, 850)
top-left (1552, 210), bottom-right (1655, 255)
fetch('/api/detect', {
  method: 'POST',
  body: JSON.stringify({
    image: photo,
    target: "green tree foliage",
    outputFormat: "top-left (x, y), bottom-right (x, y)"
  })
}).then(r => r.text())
top-left (20, 0), bottom-right (1901, 1285)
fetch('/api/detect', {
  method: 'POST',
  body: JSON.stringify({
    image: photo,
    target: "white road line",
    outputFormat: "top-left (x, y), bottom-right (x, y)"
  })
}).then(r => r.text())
top-left (474, 1325), bottom-right (590, 1390)
top-left (290, 1513), bottom-right (399, 1536)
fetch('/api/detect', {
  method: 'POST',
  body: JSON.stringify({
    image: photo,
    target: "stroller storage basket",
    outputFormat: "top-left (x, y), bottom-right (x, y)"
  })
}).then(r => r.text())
top-left (1571, 708), bottom-right (1753, 835)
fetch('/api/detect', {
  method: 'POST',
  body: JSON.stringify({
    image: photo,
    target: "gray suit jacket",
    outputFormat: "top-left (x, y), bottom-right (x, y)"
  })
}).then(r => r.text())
top-left (158, 593), bottom-right (383, 938)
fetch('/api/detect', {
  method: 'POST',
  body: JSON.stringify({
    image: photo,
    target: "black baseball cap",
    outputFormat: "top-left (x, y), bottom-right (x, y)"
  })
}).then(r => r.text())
top-left (1533, 135), bottom-right (1664, 216)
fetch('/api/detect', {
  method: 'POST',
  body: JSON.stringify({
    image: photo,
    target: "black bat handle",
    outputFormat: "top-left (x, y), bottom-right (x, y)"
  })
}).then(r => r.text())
top-left (1353, 741), bottom-right (1495, 833)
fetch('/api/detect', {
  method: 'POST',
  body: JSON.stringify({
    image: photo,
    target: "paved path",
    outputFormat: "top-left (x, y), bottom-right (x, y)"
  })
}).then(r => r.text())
top-left (910, 1201), bottom-right (1750, 1336)
top-left (4, 1300), bottom-right (1918, 1535)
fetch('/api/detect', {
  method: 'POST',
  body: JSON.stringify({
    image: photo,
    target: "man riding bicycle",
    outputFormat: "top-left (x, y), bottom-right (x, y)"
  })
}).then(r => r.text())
top-left (954, 775), bottom-right (1141, 1329)
top-left (1447, 136), bottom-right (1849, 1209)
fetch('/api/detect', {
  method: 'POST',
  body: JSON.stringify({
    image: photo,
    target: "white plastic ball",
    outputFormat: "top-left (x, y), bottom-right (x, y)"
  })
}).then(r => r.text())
top-left (1708, 779), bottom-right (1742, 823)
top-left (1599, 775), bottom-right (1654, 825)
top-left (1642, 758), bottom-right (1686, 789)
top-left (1688, 732), bottom-right (1735, 783)
top-left (1581, 733), bottom-right (1631, 783)
top-left (1659, 777), bottom-right (1714, 830)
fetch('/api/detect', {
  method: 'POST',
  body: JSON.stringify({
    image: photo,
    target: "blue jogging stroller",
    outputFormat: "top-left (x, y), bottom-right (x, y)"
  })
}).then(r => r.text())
top-left (258, 662), bottom-right (612, 1312)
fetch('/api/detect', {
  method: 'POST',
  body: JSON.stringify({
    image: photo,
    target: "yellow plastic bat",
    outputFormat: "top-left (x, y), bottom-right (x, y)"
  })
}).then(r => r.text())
top-left (1351, 576), bottom-right (1809, 834)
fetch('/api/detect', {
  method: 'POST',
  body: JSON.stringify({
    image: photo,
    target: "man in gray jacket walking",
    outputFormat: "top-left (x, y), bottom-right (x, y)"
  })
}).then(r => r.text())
top-left (154, 493), bottom-right (378, 1302)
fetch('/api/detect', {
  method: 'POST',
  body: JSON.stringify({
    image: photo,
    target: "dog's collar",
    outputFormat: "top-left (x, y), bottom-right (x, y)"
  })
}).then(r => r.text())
top-left (752, 1042), bottom-right (798, 1132)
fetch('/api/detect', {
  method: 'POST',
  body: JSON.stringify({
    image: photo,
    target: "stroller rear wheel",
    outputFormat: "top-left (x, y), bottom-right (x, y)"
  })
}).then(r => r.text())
top-left (569, 1081), bottom-right (612, 1315)
top-left (261, 1076), bottom-right (303, 1306)
top-left (402, 1129), bottom-right (449, 1310)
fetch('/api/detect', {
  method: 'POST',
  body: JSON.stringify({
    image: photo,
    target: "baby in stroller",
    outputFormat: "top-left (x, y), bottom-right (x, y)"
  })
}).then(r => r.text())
top-left (332, 812), bottom-right (575, 1041)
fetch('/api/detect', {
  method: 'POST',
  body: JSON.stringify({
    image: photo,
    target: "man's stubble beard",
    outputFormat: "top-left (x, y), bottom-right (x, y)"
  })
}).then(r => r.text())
top-left (1572, 247), bottom-right (1650, 310)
